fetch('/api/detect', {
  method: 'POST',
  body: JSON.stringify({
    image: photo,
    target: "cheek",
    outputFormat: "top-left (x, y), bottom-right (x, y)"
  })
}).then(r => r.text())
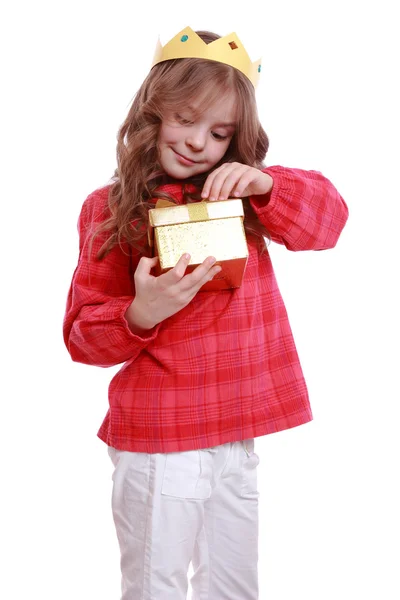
top-left (210, 141), bottom-right (231, 162)
top-left (159, 123), bottom-right (179, 145)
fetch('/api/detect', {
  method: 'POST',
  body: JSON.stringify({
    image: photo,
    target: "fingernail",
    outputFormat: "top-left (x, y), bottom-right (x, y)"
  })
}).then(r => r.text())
top-left (209, 196), bottom-right (215, 202)
top-left (184, 253), bottom-right (191, 260)
top-left (234, 191), bottom-right (240, 196)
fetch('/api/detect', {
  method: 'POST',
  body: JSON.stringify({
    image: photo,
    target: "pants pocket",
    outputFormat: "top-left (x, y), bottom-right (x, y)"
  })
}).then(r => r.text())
top-left (161, 449), bottom-right (213, 500)
top-left (241, 439), bottom-right (260, 498)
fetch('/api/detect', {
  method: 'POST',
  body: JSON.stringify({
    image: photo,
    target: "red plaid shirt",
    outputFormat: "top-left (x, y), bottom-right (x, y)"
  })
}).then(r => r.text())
top-left (63, 166), bottom-right (348, 453)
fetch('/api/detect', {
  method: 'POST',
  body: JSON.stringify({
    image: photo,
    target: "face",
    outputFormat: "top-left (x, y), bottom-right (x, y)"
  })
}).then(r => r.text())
top-left (157, 92), bottom-right (237, 179)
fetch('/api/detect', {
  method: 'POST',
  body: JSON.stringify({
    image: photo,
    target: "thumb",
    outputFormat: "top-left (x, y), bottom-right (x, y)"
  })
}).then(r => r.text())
top-left (136, 255), bottom-right (159, 275)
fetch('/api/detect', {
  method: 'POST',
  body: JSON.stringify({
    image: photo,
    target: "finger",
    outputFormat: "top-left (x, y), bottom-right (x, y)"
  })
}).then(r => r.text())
top-left (205, 164), bottom-right (239, 200)
top-left (160, 253), bottom-right (191, 284)
top-left (178, 255), bottom-right (219, 292)
top-left (186, 263), bottom-right (223, 296)
top-left (218, 165), bottom-right (249, 200)
top-left (201, 164), bottom-right (230, 199)
top-left (231, 170), bottom-right (258, 197)
top-left (135, 255), bottom-right (159, 276)
top-left (209, 164), bottom-right (248, 201)
top-left (199, 263), bottom-right (222, 286)
top-left (179, 266), bottom-right (222, 300)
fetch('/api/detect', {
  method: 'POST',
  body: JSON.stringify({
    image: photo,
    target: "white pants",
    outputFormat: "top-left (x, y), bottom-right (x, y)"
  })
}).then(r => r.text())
top-left (108, 439), bottom-right (260, 600)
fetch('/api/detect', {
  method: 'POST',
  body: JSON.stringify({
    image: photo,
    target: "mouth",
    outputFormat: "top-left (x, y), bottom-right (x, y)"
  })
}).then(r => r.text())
top-left (172, 149), bottom-right (199, 165)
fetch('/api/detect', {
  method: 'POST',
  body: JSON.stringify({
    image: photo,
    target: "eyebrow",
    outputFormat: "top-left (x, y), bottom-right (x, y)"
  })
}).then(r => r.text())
top-left (186, 105), bottom-right (236, 128)
top-left (214, 122), bottom-right (236, 129)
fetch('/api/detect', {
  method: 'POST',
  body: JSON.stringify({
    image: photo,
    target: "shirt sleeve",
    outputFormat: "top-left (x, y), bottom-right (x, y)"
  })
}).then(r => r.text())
top-left (249, 165), bottom-right (349, 251)
top-left (63, 189), bottom-right (161, 367)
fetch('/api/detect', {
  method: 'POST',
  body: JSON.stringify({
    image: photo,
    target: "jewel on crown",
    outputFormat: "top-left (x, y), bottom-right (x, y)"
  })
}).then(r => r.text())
top-left (151, 26), bottom-right (262, 88)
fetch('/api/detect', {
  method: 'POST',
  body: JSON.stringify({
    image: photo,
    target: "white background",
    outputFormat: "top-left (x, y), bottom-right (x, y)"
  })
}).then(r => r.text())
top-left (1, 0), bottom-right (399, 598)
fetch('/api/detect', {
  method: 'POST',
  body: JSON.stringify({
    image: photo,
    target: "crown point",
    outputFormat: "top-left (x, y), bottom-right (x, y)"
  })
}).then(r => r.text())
top-left (151, 27), bottom-right (261, 87)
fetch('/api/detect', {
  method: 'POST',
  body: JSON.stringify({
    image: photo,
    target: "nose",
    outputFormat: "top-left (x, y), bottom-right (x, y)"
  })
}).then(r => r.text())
top-left (186, 127), bottom-right (206, 151)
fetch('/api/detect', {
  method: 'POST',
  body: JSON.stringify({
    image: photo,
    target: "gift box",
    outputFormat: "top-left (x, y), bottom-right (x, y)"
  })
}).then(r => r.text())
top-left (148, 198), bottom-right (249, 291)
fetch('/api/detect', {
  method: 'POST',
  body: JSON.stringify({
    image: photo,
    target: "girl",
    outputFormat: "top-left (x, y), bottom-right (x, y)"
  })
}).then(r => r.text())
top-left (63, 27), bottom-right (348, 600)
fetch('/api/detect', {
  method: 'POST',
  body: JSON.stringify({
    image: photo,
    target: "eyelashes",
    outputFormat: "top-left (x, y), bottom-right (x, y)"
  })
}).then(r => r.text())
top-left (174, 113), bottom-right (193, 125)
top-left (212, 132), bottom-right (228, 141)
top-left (174, 113), bottom-right (230, 141)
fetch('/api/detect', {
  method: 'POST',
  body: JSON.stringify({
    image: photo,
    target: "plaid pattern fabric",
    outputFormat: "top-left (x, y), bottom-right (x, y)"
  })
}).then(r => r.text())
top-left (63, 166), bottom-right (348, 453)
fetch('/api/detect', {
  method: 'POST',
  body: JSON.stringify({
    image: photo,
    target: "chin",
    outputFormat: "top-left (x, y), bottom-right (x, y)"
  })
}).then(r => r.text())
top-left (159, 149), bottom-right (209, 180)
top-left (162, 163), bottom-right (201, 180)
top-left (162, 167), bottom-right (189, 180)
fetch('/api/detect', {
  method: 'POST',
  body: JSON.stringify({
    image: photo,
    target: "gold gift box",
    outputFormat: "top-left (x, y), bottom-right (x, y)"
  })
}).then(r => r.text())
top-left (148, 199), bottom-right (249, 291)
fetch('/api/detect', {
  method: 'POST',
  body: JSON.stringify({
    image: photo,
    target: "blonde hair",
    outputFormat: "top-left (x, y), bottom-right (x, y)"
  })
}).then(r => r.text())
top-left (93, 30), bottom-right (270, 260)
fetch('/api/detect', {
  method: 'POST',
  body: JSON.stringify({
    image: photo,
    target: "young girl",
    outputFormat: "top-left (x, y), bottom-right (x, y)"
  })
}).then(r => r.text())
top-left (63, 27), bottom-right (348, 600)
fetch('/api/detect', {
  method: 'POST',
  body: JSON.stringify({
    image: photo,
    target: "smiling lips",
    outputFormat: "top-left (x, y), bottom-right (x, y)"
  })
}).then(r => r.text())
top-left (173, 149), bottom-right (200, 165)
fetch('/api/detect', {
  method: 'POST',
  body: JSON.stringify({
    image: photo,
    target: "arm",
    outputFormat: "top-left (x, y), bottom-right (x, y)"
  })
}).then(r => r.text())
top-left (249, 165), bottom-right (349, 251)
top-left (63, 188), bottom-right (160, 368)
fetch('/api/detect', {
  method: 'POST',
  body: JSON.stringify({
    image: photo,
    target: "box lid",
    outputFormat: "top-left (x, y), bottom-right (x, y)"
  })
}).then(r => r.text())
top-left (148, 198), bottom-right (244, 227)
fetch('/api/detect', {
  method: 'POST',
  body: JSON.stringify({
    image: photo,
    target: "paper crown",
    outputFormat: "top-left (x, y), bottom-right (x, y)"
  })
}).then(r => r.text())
top-left (151, 26), bottom-right (261, 88)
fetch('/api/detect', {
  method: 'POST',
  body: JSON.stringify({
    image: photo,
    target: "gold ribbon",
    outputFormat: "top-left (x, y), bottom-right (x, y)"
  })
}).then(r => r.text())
top-left (154, 199), bottom-right (176, 208)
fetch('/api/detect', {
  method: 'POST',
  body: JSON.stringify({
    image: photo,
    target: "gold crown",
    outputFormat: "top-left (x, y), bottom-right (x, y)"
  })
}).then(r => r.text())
top-left (151, 26), bottom-right (261, 88)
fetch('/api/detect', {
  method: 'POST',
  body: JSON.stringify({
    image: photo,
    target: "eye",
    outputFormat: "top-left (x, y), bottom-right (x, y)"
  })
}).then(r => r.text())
top-left (175, 113), bottom-right (193, 125)
top-left (212, 132), bottom-right (229, 141)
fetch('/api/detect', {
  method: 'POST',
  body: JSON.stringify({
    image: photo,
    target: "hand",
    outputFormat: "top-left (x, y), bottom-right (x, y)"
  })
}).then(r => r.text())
top-left (201, 162), bottom-right (273, 201)
top-left (125, 253), bottom-right (222, 331)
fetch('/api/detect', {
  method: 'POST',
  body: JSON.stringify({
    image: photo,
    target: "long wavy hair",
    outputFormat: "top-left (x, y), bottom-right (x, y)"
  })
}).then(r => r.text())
top-left (93, 31), bottom-right (270, 260)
